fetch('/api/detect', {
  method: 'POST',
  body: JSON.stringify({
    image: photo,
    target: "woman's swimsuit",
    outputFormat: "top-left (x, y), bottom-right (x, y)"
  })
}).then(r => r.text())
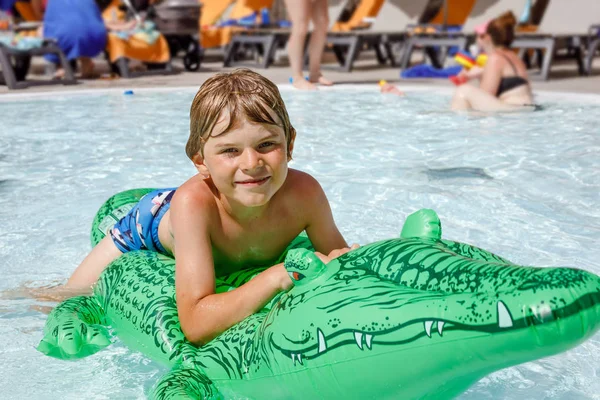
top-left (110, 188), bottom-right (176, 255)
top-left (496, 53), bottom-right (529, 96)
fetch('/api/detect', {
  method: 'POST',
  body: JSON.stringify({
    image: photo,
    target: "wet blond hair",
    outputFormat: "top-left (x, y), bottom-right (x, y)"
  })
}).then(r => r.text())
top-left (187, 69), bottom-right (296, 160)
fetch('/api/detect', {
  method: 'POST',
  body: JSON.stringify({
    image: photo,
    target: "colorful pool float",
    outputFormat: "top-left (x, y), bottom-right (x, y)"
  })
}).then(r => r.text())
top-left (38, 189), bottom-right (600, 399)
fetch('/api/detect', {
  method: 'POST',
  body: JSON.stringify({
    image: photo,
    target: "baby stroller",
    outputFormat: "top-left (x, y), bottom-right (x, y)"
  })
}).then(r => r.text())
top-left (147, 0), bottom-right (203, 71)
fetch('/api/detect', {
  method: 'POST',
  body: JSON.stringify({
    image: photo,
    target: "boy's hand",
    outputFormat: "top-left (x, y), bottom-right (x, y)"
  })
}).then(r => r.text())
top-left (271, 264), bottom-right (294, 291)
top-left (314, 243), bottom-right (360, 264)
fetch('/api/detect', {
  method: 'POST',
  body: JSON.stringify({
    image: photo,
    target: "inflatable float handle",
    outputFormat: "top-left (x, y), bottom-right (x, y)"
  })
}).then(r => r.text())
top-left (400, 209), bottom-right (442, 240)
top-left (284, 249), bottom-right (327, 286)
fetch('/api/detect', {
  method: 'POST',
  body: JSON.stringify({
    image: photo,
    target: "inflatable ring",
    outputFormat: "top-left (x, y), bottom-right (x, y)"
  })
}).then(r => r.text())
top-left (38, 189), bottom-right (600, 399)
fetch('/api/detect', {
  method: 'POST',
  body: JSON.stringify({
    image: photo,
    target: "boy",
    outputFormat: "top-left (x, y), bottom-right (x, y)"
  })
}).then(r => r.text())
top-left (65, 69), bottom-right (356, 345)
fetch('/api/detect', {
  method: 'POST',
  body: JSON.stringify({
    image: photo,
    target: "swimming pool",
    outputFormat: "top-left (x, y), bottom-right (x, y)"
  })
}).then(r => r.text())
top-left (0, 86), bottom-right (599, 399)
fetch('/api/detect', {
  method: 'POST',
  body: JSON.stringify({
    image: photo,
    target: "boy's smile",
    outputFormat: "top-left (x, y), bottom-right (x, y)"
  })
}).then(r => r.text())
top-left (235, 176), bottom-right (271, 186)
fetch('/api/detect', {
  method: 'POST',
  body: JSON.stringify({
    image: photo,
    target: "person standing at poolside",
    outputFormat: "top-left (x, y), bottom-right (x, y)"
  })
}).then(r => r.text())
top-left (43, 0), bottom-right (107, 79)
top-left (284, 0), bottom-right (333, 90)
top-left (451, 11), bottom-right (534, 112)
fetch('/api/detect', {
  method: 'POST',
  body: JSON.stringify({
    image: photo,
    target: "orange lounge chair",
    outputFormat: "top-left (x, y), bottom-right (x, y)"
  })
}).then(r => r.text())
top-left (102, 0), bottom-right (171, 78)
top-left (201, 0), bottom-right (273, 50)
top-left (428, 0), bottom-right (477, 28)
top-left (331, 0), bottom-right (385, 32)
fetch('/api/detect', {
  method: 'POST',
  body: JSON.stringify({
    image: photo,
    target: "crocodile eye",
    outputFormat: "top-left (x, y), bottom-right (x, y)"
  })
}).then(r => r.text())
top-left (291, 271), bottom-right (305, 281)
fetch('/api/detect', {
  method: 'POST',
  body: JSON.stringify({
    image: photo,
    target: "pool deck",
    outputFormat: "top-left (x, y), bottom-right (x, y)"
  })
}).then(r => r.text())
top-left (2, 54), bottom-right (600, 96)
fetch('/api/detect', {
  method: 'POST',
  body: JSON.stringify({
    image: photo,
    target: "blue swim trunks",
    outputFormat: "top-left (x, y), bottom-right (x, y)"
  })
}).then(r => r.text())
top-left (110, 188), bottom-right (177, 254)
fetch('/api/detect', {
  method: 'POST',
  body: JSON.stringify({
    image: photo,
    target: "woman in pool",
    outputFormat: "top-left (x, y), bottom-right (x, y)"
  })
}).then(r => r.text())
top-left (451, 11), bottom-right (534, 112)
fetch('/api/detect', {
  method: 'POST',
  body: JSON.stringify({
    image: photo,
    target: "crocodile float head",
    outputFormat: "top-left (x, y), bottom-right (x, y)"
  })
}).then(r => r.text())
top-left (248, 242), bottom-right (600, 399)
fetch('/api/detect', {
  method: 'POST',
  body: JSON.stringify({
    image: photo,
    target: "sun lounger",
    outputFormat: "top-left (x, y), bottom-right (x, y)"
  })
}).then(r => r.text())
top-left (510, 0), bottom-right (600, 80)
top-left (399, 0), bottom-right (524, 70)
top-left (0, 34), bottom-right (76, 89)
top-left (427, 0), bottom-right (477, 28)
top-left (585, 24), bottom-right (600, 74)
top-left (324, 0), bottom-right (442, 72)
top-left (202, 0), bottom-right (273, 54)
top-left (0, 4), bottom-right (76, 90)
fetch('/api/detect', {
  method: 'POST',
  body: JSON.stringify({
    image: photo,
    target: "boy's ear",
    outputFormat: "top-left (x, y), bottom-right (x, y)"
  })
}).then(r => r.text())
top-left (192, 153), bottom-right (210, 179)
top-left (287, 129), bottom-right (296, 161)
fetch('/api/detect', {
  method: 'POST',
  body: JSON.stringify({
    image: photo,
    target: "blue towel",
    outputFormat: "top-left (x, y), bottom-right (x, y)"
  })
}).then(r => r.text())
top-left (0, 0), bottom-right (16, 11)
top-left (43, 0), bottom-right (107, 62)
top-left (401, 64), bottom-right (462, 79)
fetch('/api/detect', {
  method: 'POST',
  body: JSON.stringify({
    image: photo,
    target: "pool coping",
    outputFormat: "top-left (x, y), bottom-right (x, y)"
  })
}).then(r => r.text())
top-left (1, 83), bottom-right (600, 103)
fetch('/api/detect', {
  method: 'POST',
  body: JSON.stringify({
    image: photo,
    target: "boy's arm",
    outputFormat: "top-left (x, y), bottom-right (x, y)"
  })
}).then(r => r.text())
top-left (171, 189), bottom-right (290, 346)
top-left (301, 175), bottom-right (351, 255)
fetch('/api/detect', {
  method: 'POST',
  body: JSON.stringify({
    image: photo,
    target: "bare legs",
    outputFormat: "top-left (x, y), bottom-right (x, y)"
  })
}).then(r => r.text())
top-left (307, 0), bottom-right (332, 86)
top-left (4, 236), bottom-right (124, 302)
top-left (451, 84), bottom-right (526, 112)
top-left (54, 57), bottom-right (98, 80)
top-left (284, 0), bottom-right (332, 90)
top-left (79, 57), bottom-right (98, 79)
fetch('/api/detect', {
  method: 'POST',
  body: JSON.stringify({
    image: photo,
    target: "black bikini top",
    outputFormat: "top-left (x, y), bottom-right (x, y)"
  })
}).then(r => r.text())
top-left (496, 53), bottom-right (529, 96)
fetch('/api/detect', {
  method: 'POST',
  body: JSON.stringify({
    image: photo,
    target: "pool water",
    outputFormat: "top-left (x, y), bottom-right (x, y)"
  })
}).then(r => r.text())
top-left (0, 86), bottom-right (599, 399)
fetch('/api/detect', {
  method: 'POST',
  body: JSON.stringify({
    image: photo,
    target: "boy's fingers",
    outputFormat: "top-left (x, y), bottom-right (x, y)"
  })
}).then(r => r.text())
top-left (314, 252), bottom-right (330, 263)
top-left (350, 243), bottom-right (360, 249)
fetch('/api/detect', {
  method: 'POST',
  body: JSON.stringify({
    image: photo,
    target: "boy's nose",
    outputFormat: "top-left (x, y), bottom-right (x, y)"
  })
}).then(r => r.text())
top-left (240, 148), bottom-right (263, 171)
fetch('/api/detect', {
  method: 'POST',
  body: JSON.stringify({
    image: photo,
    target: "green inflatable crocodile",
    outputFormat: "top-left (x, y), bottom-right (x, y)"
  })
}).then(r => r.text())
top-left (38, 189), bottom-right (600, 399)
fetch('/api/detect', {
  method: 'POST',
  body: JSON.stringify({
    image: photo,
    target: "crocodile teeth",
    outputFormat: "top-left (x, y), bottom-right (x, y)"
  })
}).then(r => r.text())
top-left (317, 328), bottom-right (327, 353)
top-left (497, 301), bottom-right (513, 328)
top-left (291, 353), bottom-right (303, 366)
top-left (437, 321), bottom-right (445, 336)
top-left (424, 320), bottom-right (434, 337)
top-left (365, 334), bottom-right (373, 349)
top-left (354, 331), bottom-right (364, 350)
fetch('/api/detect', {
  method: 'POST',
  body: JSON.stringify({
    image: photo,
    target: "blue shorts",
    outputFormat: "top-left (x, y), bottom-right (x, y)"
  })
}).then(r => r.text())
top-left (110, 188), bottom-right (177, 254)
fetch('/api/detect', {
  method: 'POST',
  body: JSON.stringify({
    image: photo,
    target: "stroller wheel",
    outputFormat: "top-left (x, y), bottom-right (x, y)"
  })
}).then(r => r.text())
top-left (183, 51), bottom-right (201, 72)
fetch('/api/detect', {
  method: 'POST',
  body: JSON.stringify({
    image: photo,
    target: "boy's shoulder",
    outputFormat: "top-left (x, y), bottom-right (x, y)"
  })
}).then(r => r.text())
top-left (172, 175), bottom-right (217, 211)
top-left (281, 168), bottom-right (325, 204)
top-left (285, 168), bottom-right (322, 192)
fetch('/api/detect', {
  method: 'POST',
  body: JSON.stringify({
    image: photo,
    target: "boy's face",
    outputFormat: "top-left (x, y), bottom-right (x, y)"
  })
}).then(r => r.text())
top-left (194, 109), bottom-right (292, 209)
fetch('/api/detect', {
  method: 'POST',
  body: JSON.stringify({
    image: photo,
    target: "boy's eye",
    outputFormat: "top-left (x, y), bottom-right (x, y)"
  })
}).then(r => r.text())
top-left (258, 141), bottom-right (275, 149)
top-left (221, 148), bottom-right (237, 154)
